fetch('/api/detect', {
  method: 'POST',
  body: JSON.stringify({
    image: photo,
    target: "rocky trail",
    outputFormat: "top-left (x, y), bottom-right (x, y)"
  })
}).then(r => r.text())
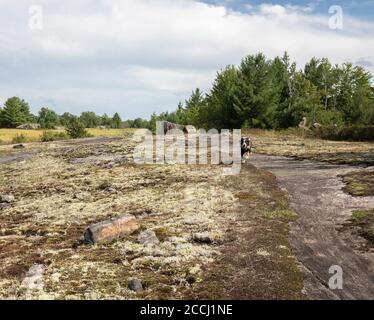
top-left (249, 154), bottom-right (374, 300)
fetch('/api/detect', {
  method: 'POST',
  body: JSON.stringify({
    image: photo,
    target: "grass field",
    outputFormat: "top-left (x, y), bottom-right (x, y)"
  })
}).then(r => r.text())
top-left (0, 128), bottom-right (137, 144)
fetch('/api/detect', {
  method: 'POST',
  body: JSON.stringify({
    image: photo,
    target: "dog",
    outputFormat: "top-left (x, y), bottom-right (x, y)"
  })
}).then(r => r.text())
top-left (241, 137), bottom-right (252, 162)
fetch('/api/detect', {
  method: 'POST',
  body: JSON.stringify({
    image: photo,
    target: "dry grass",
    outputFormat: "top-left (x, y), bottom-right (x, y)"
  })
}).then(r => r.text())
top-left (0, 128), bottom-right (136, 144)
top-left (0, 136), bottom-right (237, 299)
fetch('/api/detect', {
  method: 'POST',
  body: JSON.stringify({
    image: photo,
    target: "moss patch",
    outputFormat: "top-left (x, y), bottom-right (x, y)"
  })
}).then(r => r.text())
top-left (349, 209), bottom-right (374, 246)
top-left (340, 171), bottom-right (374, 197)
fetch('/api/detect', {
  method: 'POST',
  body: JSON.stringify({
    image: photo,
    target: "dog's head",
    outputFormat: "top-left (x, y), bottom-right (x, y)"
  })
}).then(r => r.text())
top-left (241, 137), bottom-right (252, 151)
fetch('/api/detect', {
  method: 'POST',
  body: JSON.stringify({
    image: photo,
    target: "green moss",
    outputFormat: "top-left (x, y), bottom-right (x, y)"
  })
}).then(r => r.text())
top-left (260, 208), bottom-right (298, 221)
top-left (153, 227), bottom-right (176, 242)
top-left (340, 171), bottom-right (374, 197)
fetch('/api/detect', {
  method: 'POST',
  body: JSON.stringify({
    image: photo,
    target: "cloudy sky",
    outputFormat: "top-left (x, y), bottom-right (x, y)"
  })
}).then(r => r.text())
top-left (0, 0), bottom-right (373, 119)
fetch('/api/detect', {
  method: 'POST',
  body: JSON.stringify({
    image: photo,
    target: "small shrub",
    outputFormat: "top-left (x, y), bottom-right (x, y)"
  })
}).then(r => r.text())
top-left (12, 133), bottom-right (27, 144)
top-left (41, 130), bottom-right (69, 142)
top-left (65, 118), bottom-right (91, 139)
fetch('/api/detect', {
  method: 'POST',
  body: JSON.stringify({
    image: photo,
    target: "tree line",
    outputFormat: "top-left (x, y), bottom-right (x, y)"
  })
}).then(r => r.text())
top-left (2, 52), bottom-right (373, 136)
top-left (0, 97), bottom-right (149, 130)
top-left (150, 52), bottom-right (374, 131)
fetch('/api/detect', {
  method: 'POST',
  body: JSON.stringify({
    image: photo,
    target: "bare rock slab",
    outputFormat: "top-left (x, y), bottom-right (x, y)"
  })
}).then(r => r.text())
top-left (84, 214), bottom-right (139, 244)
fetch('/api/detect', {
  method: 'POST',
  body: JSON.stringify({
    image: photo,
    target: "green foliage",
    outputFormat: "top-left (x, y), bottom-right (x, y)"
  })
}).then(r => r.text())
top-left (38, 107), bottom-right (59, 129)
top-left (112, 112), bottom-right (122, 128)
top-left (149, 52), bottom-right (374, 135)
top-left (65, 118), bottom-right (90, 139)
top-left (41, 130), bottom-right (69, 142)
top-left (79, 111), bottom-right (100, 128)
top-left (12, 133), bottom-right (27, 144)
top-left (2, 50), bottom-right (373, 143)
top-left (0, 97), bottom-right (33, 128)
top-left (100, 114), bottom-right (112, 127)
top-left (60, 112), bottom-right (75, 127)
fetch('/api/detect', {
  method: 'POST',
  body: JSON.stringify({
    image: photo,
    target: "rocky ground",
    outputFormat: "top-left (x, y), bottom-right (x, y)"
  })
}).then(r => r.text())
top-left (244, 129), bottom-right (374, 166)
top-left (0, 133), bottom-right (304, 299)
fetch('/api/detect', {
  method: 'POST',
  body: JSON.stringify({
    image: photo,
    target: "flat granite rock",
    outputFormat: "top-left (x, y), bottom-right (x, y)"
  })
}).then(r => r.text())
top-left (84, 214), bottom-right (139, 244)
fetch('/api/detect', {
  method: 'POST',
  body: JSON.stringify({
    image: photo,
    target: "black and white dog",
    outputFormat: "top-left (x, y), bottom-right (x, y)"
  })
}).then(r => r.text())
top-left (241, 136), bottom-right (252, 162)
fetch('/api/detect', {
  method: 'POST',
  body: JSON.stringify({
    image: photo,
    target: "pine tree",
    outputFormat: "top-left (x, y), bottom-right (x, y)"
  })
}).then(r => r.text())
top-left (0, 97), bottom-right (32, 128)
top-left (112, 112), bottom-right (122, 128)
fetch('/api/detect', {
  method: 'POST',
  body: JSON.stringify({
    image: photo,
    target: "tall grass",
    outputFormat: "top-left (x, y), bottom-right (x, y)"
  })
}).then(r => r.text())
top-left (0, 128), bottom-right (136, 145)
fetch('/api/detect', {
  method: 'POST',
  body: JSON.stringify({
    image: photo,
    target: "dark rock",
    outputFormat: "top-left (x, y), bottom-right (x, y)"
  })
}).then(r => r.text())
top-left (13, 144), bottom-right (25, 149)
top-left (128, 278), bottom-right (143, 292)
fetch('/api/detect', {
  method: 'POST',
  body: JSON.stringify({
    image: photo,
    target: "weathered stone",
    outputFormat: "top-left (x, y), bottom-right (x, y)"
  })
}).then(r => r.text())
top-left (16, 123), bottom-right (41, 130)
top-left (104, 187), bottom-right (116, 193)
top-left (84, 214), bottom-right (139, 244)
top-left (128, 278), bottom-right (143, 292)
top-left (193, 232), bottom-right (212, 244)
top-left (137, 230), bottom-right (160, 246)
top-left (0, 195), bottom-right (15, 204)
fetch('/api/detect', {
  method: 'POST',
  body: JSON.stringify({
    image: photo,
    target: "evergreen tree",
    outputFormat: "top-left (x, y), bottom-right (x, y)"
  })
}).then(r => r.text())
top-left (0, 97), bottom-right (32, 128)
top-left (112, 112), bottom-right (122, 128)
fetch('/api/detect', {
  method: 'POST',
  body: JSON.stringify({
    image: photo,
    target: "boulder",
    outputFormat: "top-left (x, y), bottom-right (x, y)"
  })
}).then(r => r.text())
top-left (128, 278), bottom-right (143, 292)
top-left (84, 214), bottom-right (139, 244)
top-left (193, 232), bottom-right (212, 244)
top-left (137, 230), bottom-right (160, 246)
top-left (16, 123), bottom-right (40, 130)
top-left (0, 194), bottom-right (15, 203)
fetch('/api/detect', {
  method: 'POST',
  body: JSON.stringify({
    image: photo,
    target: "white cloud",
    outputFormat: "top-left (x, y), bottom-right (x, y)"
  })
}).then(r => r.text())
top-left (0, 0), bottom-right (373, 118)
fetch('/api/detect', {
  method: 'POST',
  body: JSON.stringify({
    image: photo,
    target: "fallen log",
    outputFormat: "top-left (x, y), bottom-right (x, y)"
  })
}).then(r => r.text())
top-left (84, 214), bottom-right (139, 244)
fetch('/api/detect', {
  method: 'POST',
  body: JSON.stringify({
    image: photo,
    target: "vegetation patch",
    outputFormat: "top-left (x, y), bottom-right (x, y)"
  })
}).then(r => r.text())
top-left (11, 133), bottom-right (27, 144)
top-left (348, 209), bottom-right (374, 247)
top-left (243, 128), bottom-right (374, 166)
top-left (340, 170), bottom-right (374, 197)
top-left (41, 131), bottom-right (69, 142)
